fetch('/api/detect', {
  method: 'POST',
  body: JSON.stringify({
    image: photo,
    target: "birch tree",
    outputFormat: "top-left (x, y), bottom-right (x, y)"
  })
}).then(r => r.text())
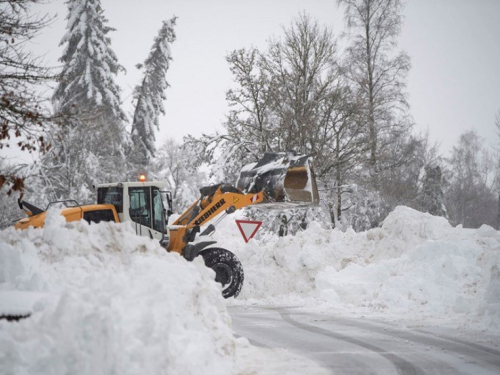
top-left (224, 47), bottom-right (276, 159)
top-left (338, 0), bottom-right (411, 181)
top-left (265, 13), bottom-right (340, 156)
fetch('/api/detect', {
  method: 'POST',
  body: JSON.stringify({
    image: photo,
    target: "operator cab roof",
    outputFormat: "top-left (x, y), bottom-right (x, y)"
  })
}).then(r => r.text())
top-left (96, 181), bottom-right (168, 189)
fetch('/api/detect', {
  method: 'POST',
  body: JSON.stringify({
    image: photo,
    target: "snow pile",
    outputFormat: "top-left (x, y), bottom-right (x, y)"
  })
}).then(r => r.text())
top-left (213, 206), bottom-right (500, 331)
top-left (0, 210), bottom-right (325, 375)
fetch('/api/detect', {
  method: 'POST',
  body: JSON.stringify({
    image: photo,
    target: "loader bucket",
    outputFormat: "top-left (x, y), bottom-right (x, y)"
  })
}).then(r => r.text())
top-left (236, 152), bottom-right (319, 207)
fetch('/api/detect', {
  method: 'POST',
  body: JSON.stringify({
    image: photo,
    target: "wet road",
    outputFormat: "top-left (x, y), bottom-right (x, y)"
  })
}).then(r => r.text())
top-left (228, 306), bottom-right (500, 374)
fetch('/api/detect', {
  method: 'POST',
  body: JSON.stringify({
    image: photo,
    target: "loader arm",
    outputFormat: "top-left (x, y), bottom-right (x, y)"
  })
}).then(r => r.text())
top-left (17, 199), bottom-right (44, 217)
top-left (167, 184), bottom-right (263, 254)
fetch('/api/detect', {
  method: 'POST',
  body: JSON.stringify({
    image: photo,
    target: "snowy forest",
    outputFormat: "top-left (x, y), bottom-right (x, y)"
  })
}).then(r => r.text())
top-left (1, 0), bottom-right (500, 232)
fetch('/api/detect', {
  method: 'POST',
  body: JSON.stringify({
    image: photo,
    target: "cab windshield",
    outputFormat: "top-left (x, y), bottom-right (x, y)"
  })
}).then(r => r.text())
top-left (129, 186), bottom-right (165, 232)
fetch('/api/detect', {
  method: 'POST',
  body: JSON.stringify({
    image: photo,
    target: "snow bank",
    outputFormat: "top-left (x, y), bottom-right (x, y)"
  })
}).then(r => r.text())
top-left (0, 209), bottom-right (325, 375)
top-left (213, 206), bottom-right (500, 331)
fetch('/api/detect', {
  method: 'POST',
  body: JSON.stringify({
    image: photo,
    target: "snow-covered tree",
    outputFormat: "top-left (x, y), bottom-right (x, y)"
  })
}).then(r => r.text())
top-left (336, 129), bottom-right (441, 231)
top-left (445, 130), bottom-right (497, 228)
top-left (39, 116), bottom-right (111, 203)
top-left (496, 110), bottom-right (500, 229)
top-left (419, 163), bottom-right (448, 218)
top-left (52, 0), bottom-right (127, 160)
top-left (183, 132), bottom-right (252, 184)
top-left (346, 185), bottom-right (385, 231)
top-left (53, 0), bottom-right (125, 121)
top-left (151, 138), bottom-right (205, 213)
top-left (0, 158), bottom-right (23, 228)
top-left (131, 18), bottom-right (176, 167)
top-left (45, 0), bottom-right (128, 200)
top-left (377, 132), bottom-right (428, 210)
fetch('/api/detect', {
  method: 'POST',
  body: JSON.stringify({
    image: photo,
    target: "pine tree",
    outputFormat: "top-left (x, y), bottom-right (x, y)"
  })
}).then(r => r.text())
top-left (131, 18), bottom-right (176, 167)
top-left (495, 110), bottom-right (500, 229)
top-left (420, 163), bottom-right (448, 218)
top-left (45, 0), bottom-right (127, 200)
top-left (497, 192), bottom-right (500, 230)
top-left (53, 0), bottom-right (125, 120)
top-left (445, 130), bottom-right (497, 228)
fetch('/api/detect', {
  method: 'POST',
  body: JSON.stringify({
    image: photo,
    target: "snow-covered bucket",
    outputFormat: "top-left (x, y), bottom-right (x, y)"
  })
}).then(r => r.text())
top-left (236, 151), bottom-right (319, 208)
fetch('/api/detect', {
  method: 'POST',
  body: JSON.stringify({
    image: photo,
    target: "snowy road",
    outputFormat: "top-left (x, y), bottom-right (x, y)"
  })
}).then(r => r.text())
top-left (228, 306), bottom-right (500, 374)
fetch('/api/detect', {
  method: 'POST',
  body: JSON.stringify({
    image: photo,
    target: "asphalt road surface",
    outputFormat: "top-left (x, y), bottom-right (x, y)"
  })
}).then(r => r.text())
top-left (228, 305), bottom-right (500, 375)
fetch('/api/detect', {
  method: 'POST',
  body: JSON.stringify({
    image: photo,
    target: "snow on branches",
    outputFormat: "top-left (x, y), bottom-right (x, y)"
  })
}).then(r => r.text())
top-left (131, 17), bottom-right (176, 163)
top-left (53, 0), bottom-right (125, 120)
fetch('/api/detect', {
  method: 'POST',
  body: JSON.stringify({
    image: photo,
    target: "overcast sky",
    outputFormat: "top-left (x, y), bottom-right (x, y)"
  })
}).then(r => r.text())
top-left (23, 0), bottom-right (500, 160)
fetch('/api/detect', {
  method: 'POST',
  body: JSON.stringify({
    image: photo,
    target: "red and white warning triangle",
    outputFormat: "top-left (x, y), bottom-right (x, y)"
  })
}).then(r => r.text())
top-left (235, 220), bottom-right (262, 243)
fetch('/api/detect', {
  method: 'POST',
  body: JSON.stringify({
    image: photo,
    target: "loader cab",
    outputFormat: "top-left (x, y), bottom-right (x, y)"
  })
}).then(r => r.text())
top-left (96, 181), bottom-right (173, 242)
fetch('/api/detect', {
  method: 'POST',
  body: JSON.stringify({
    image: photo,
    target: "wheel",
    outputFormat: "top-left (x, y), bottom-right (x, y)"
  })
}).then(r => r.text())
top-left (199, 248), bottom-right (244, 299)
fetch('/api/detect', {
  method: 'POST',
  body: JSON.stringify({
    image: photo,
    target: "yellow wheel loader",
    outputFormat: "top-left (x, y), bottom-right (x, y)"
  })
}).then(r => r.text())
top-left (15, 152), bottom-right (319, 298)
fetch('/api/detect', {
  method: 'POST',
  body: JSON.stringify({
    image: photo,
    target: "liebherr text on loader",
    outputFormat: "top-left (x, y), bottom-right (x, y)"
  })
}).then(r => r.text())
top-left (15, 152), bottom-right (319, 298)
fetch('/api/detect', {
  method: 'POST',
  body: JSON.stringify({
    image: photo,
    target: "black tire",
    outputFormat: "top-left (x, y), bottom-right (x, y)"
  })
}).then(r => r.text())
top-left (200, 248), bottom-right (244, 299)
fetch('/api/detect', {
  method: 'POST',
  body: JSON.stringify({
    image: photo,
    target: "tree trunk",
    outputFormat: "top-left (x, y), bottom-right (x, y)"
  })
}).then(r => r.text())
top-left (497, 193), bottom-right (500, 230)
top-left (336, 132), bottom-right (342, 223)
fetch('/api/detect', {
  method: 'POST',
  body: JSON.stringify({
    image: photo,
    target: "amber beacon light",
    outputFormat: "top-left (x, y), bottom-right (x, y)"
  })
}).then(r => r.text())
top-left (138, 174), bottom-right (147, 182)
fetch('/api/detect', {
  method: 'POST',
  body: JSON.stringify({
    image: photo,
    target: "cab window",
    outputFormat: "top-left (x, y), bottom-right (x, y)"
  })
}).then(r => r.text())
top-left (129, 187), bottom-right (151, 228)
top-left (97, 186), bottom-right (123, 213)
top-left (152, 188), bottom-right (165, 232)
top-left (83, 210), bottom-right (116, 224)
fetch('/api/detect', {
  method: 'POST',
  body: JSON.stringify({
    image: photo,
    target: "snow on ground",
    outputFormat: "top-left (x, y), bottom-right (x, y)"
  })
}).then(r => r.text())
top-left (213, 206), bottom-right (500, 332)
top-left (0, 209), bottom-right (327, 375)
top-left (2, 205), bottom-right (499, 374)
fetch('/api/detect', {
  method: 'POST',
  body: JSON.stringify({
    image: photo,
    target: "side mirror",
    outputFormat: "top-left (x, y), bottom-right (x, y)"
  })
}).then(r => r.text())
top-left (163, 208), bottom-right (173, 218)
top-left (160, 191), bottom-right (174, 216)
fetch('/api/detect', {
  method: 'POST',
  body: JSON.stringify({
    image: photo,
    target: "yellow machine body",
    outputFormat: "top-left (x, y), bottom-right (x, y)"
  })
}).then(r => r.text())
top-left (14, 204), bottom-right (120, 230)
top-left (14, 185), bottom-right (263, 258)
